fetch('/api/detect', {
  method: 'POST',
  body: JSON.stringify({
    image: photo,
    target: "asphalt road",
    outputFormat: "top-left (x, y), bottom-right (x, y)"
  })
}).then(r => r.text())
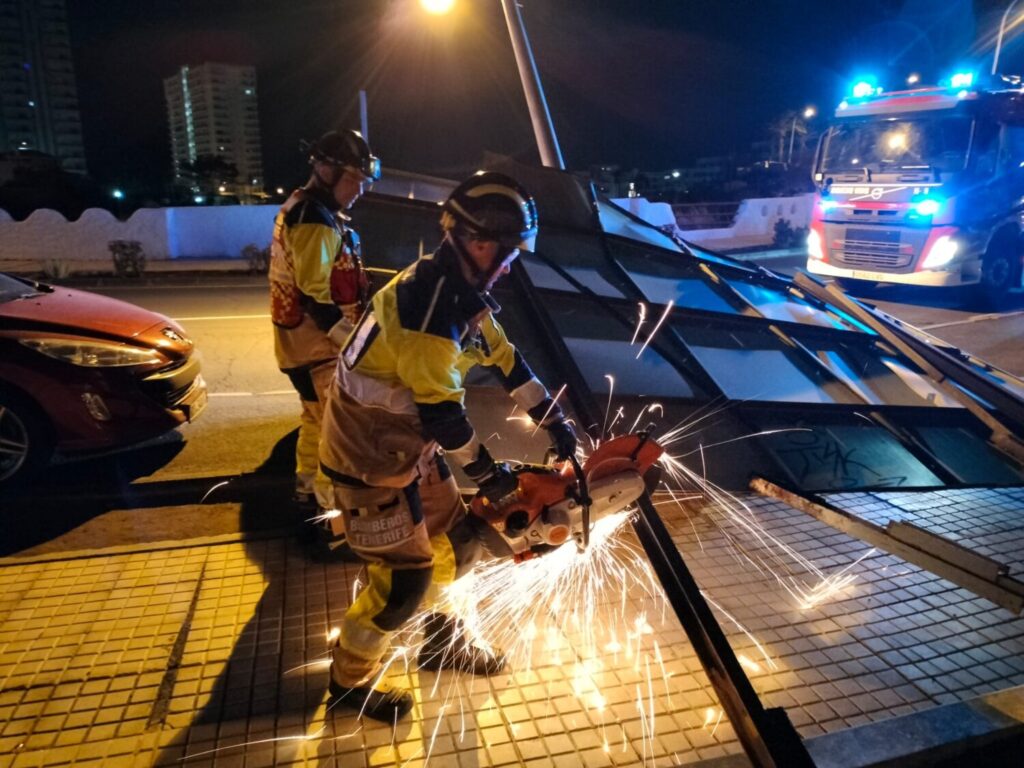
top-left (4, 269), bottom-right (1024, 557)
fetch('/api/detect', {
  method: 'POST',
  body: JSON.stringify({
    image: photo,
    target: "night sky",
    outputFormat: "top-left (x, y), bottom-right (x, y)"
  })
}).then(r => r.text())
top-left (66, 0), bottom-right (1021, 189)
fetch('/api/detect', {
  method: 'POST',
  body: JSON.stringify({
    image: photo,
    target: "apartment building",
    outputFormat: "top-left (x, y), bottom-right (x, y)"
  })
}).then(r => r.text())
top-left (0, 0), bottom-right (87, 173)
top-left (163, 63), bottom-right (263, 199)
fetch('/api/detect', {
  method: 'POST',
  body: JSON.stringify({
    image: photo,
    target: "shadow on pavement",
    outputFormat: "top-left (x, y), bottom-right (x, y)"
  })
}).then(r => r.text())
top-left (0, 431), bottom-right (295, 556)
top-left (150, 432), bottom-right (377, 767)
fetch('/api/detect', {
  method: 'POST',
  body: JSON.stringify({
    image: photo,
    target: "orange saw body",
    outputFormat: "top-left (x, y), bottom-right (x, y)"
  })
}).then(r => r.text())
top-left (468, 433), bottom-right (663, 562)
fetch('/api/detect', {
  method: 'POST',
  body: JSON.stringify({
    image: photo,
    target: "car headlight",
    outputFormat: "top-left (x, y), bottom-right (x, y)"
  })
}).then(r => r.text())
top-left (807, 229), bottom-right (824, 261)
top-left (19, 338), bottom-right (169, 367)
top-left (921, 235), bottom-right (959, 269)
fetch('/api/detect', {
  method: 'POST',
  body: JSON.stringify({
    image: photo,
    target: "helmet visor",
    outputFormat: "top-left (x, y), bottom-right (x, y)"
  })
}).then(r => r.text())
top-left (361, 154), bottom-right (382, 182)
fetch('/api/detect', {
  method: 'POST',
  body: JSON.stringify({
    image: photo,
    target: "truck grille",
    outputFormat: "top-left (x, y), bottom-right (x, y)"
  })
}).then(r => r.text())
top-left (834, 228), bottom-right (912, 269)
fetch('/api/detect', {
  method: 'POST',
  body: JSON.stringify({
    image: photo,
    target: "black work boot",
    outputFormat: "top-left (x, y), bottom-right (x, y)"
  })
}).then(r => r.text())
top-left (328, 678), bottom-right (414, 723)
top-left (417, 613), bottom-right (507, 675)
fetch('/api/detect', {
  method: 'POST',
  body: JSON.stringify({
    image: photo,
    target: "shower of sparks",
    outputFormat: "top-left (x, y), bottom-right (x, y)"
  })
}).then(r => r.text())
top-left (182, 398), bottom-right (882, 766)
top-left (630, 302), bottom-right (648, 345)
top-left (635, 300), bottom-right (674, 359)
top-left (629, 403), bottom-right (663, 434)
top-left (656, 445), bottom-right (871, 611)
top-left (603, 374), bottom-right (615, 436)
top-left (200, 479), bottom-right (231, 503)
top-left (530, 383), bottom-right (568, 438)
top-left (307, 508), bottom-right (342, 524)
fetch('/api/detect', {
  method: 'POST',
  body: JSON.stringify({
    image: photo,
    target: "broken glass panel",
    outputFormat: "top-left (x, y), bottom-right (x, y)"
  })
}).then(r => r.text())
top-left (755, 420), bottom-right (944, 490)
top-left (914, 426), bottom-right (1024, 484)
top-left (677, 325), bottom-right (860, 404)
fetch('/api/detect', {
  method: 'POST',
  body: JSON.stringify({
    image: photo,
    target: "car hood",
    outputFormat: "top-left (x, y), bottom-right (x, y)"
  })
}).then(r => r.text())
top-left (0, 284), bottom-right (178, 342)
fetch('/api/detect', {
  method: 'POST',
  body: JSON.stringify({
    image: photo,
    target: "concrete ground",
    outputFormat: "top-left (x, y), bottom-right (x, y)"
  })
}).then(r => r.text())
top-left (1, 488), bottom-right (1023, 767)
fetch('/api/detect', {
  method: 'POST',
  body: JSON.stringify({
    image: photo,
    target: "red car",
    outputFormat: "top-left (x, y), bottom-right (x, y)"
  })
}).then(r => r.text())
top-left (0, 273), bottom-right (207, 488)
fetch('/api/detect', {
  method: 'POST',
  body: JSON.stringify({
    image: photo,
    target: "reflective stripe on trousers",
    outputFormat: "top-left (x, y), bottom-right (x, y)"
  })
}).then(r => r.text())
top-left (329, 462), bottom-right (481, 688)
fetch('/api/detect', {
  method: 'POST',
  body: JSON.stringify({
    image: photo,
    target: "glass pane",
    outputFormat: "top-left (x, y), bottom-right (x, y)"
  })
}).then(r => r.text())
top-left (630, 272), bottom-right (738, 312)
top-left (564, 337), bottom-right (695, 397)
top-left (757, 423), bottom-right (944, 490)
top-left (810, 346), bottom-right (962, 407)
top-left (608, 239), bottom-right (741, 313)
top-left (915, 426), bottom-right (1024, 484)
top-left (597, 200), bottom-right (684, 252)
top-left (356, 196), bottom-right (440, 273)
top-left (728, 279), bottom-right (863, 331)
top-left (526, 230), bottom-right (632, 298)
top-left (544, 298), bottom-right (699, 398)
top-left (678, 326), bottom-right (859, 404)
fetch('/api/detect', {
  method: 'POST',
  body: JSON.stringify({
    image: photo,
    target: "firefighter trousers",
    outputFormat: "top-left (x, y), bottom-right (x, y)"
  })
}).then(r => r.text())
top-left (285, 360), bottom-right (336, 510)
top-left (329, 457), bottom-right (482, 688)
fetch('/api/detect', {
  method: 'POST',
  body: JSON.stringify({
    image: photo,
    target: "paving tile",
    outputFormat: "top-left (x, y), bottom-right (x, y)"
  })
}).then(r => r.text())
top-left (0, 492), bottom-right (1021, 766)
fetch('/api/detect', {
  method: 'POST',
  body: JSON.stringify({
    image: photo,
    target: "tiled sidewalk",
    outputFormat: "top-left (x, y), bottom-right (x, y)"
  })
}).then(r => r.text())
top-left (1, 491), bottom-right (1023, 767)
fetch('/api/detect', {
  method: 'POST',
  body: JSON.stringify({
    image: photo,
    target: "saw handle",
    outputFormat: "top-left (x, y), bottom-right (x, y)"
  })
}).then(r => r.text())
top-left (568, 453), bottom-right (592, 550)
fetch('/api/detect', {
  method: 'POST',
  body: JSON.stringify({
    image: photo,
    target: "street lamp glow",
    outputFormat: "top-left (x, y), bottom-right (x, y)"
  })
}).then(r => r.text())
top-left (420, 0), bottom-right (455, 14)
top-left (803, 106), bottom-right (816, 119)
top-left (907, 72), bottom-right (920, 85)
top-left (111, 189), bottom-right (124, 200)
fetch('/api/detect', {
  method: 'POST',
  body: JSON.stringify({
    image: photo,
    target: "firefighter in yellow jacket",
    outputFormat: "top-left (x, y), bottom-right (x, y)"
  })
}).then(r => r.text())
top-left (319, 172), bottom-right (577, 721)
top-left (269, 129), bottom-right (379, 549)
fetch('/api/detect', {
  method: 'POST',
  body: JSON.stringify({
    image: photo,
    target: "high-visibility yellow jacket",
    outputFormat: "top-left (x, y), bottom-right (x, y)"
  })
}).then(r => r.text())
top-left (326, 238), bottom-right (553, 476)
top-left (269, 185), bottom-right (368, 370)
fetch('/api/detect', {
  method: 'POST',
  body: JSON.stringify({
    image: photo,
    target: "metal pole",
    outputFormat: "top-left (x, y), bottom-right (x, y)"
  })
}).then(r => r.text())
top-left (787, 115), bottom-right (798, 166)
top-left (359, 89), bottom-right (369, 142)
top-left (499, 0), bottom-right (565, 169)
top-left (993, 0), bottom-right (1021, 76)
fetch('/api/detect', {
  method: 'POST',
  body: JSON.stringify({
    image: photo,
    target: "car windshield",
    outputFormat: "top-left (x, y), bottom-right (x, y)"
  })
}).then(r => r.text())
top-left (821, 115), bottom-right (972, 174)
top-left (0, 273), bottom-right (42, 303)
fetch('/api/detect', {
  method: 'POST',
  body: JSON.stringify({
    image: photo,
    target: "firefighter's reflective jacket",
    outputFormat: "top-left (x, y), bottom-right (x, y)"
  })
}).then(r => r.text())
top-left (269, 185), bottom-right (369, 371)
top-left (320, 238), bottom-right (552, 486)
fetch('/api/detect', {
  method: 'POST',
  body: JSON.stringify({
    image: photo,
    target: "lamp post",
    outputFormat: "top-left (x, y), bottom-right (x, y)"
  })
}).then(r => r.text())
top-left (787, 106), bottom-right (816, 166)
top-left (498, 0), bottom-right (564, 169)
top-left (993, 0), bottom-right (1022, 76)
top-left (417, 0), bottom-right (563, 168)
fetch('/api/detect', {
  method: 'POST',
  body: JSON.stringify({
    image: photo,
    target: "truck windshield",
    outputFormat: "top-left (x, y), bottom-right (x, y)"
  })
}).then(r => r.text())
top-left (821, 115), bottom-right (972, 174)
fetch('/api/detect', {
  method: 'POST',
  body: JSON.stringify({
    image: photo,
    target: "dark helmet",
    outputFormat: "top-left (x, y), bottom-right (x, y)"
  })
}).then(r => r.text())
top-left (442, 171), bottom-right (538, 252)
top-left (301, 129), bottom-right (381, 181)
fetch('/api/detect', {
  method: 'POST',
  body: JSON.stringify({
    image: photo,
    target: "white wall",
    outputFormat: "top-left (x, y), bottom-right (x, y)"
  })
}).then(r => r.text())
top-left (0, 205), bottom-right (277, 265)
top-left (681, 194), bottom-right (815, 248)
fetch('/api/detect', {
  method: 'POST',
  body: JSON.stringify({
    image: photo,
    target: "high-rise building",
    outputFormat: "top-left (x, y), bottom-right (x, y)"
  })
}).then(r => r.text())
top-left (163, 63), bottom-right (264, 198)
top-left (0, 0), bottom-right (87, 173)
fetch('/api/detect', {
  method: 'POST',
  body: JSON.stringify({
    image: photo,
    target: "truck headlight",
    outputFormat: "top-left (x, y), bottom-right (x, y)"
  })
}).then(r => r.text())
top-left (807, 229), bottom-right (824, 260)
top-left (20, 338), bottom-right (168, 367)
top-left (921, 235), bottom-right (958, 269)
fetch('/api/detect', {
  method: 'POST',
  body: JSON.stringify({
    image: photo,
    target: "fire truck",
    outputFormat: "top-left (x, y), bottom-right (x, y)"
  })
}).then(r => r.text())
top-left (807, 72), bottom-right (1024, 306)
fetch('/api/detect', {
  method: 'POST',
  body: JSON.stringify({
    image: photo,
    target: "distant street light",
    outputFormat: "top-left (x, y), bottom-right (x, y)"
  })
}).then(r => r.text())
top-left (788, 106), bottom-right (816, 165)
top-left (276, 187), bottom-right (285, 195)
top-left (419, 0), bottom-right (455, 14)
top-left (907, 72), bottom-right (921, 85)
top-left (111, 189), bottom-right (124, 200)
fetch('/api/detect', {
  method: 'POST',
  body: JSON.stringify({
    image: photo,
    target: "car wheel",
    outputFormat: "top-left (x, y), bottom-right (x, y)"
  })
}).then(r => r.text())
top-left (0, 391), bottom-right (53, 489)
top-left (973, 242), bottom-right (1016, 310)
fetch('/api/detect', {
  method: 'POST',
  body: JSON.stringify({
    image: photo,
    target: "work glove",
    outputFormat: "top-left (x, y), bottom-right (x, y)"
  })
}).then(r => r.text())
top-left (463, 445), bottom-right (518, 504)
top-left (546, 419), bottom-right (578, 461)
